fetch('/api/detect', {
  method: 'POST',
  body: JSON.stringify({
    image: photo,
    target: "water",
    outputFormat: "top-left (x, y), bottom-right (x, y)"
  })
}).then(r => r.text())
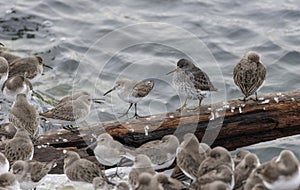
top-left (0, 0), bottom-right (300, 161)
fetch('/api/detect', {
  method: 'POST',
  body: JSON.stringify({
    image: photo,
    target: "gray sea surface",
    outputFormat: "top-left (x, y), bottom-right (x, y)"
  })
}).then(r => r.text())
top-left (0, 0), bottom-right (300, 161)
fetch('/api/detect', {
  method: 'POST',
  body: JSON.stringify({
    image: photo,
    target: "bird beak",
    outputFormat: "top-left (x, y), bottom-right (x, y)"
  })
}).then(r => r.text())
top-left (43, 64), bottom-right (53, 69)
top-left (166, 67), bottom-right (178, 75)
top-left (103, 86), bottom-right (117, 96)
top-left (89, 98), bottom-right (105, 104)
top-left (85, 141), bottom-right (97, 150)
top-left (0, 42), bottom-right (4, 46)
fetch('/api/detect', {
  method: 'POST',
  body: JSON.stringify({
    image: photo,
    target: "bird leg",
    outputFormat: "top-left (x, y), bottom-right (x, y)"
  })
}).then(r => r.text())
top-left (119, 103), bottom-right (133, 118)
top-left (249, 92), bottom-right (259, 102)
top-left (176, 97), bottom-right (188, 112)
top-left (187, 98), bottom-right (202, 111)
top-left (132, 103), bottom-right (142, 118)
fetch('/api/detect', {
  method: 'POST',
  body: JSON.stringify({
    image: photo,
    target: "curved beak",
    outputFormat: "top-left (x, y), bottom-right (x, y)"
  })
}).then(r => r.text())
top-left (43, 64), bottom-right (53, 69)
top-left (166, 67), bottom-right (178, 75)
top-left (103, 86), bottom-right (117, 96)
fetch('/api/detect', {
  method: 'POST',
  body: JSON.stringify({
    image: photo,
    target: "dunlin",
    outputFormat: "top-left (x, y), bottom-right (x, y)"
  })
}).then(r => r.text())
top-left (2, 76), bottom-right (33, 102)
top-left (0, 51), bottom-right (20, 65)
top-left (113, 182), bottom-right (130, 190)
top-left (233, 149), bottom-right (250, 167)
top-left (64, 151), bottom-right (105, 184)
top-left (8, 56), bottom-right (53, 82)
top-left (0, 57), bottom-right (8, 89)
top-left (128, 154), bottom-right (156, 189)
top-left (93, 176), bottom-right (113, 190)
top-left (243, 168), bottom-right (266, 190)
top-left (198, 146), bottom-right (234, 177)
top-left (155, 172), bottom-right (187, 190)
top-left (104, 78), bottom-right (154, 118)
top-left (11, 159), bottom-right (56, 190)
top-left (4, 128), bottom-right (34, 166)
top-left (9, 93), bottom-right (39, 137)
top-left (0, 172), bottom-right (21, 190)
top-left (40, 92), bottom-right (101, 129)
top-left (234, 153), bottom-right (260, 189)
top-left (134, 134), bottom-right (180, 170)
top-left (176, 133), bottom-right (207, 181)
top-left (167, 58), bottom-right (217, 111)
top-left (233, 51), bottom-right (266, 101)
top-left (256, 150), bottom-right (300, 190)
top-left (135, 172), bottom-right (163, 190)
top-left (0, 152), bottom-right (9, 175)
top-left (93, 133), bottom-right (129, 167)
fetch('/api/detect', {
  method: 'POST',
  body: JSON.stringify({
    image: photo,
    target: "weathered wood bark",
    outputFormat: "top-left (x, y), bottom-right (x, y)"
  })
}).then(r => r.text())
top-left (16, 91), bottom-right (300, 173)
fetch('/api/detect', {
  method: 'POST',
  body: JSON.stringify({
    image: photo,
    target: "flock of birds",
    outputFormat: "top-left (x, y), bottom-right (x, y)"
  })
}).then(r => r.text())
top-left (0, 44), bottom-right (297, 190)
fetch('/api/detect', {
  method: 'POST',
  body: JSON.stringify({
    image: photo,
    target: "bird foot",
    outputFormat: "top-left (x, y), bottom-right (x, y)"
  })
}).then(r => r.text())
top-left (186, 106), bottom-right (201, 111)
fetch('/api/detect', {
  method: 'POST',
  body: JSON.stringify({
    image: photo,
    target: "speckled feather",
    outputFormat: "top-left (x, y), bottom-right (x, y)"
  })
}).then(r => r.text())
top-left (8, 56), bottom-right (43, 79)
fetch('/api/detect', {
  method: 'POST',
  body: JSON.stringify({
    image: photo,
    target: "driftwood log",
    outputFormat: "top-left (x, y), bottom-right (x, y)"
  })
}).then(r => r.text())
top-left (14, 90), bottom-right (300, 173)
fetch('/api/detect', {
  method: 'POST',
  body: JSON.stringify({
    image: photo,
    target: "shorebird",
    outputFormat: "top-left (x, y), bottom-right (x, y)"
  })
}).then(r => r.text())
top-left (63, 151), bottom-right (105, 184)
top-left (234, 153), bottom-right (260, 189)
top-left (0, 172), bottom-right (21, 190)
top-left (233, 149), bottom-right (251, 167)
top-left (175, 133), bottom-right (208, 181)
top-left (104, 78), bottom-right (154, 118)
top-left (128, 154), bottom-right (156, 189)
top-left (167, 58), bottom-right (217, 111)
top-left (0, 153), bottom-right (9, 175)
top-left (0, 57), bottom-right (8, 89)
top-left (93, 176), bottom-right (113, 190)
top-left (256, 150), bottom-right (300, 190)
top-left (9, 93), bottom-right (39, 137)
top-left (135, 173), bottom-right (163, 190)
top-left (154, 173), bottom-right (187, 190)
top-left (0, 123), bottom-right (16, 140)
top-left (1, 75), bottom-right (33, 102)
top-left (39, 92), bottom-right (103, 129)
top-left (8, 56), bottom-right (53, 82)
top-left (4, 128), bottom-right (34, 166)
top-left (11, 159), bottom-right (56, 190)
top-left (244, 168), bottom-right (266, 190)
top-left (233, 51), bottom-right (266, 101)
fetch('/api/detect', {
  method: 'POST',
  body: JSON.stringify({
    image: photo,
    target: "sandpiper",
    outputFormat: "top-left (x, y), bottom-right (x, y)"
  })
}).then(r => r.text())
top-left (154, 173), bottom-right (187, 190)
top-left (0, 172), bottom-right (21, 190)
top-left (40, 92), bottom-right (102, 129)
top-left (63, 151), bottom-right (105, 184)
top-left (0, 152), bottom-right (9, 175)
top-left (133, 134), bottom-right (179, 170)
top-left (0, 57), bottom-right (8, 89)
top-left (128, 154), bottom-right (156, 189)
top-left (167, 58), bottom-right (217, 111)
top-left (233, 149), bottom-right (251, 167)
top-left (1, 75), bottom-right (33, 102)
top-left (4, 128), bottom-right (34, 166)
top-left (104, 78), bottom-right (154, 118)
top-left (8, 56), bottom-right (53, 82)
top-left (9, 93), bottom-right (39, 137)
top-left (234, 153), bottom-right (260, 189)
top-left (11, 159), bottom-right (56, 190)
top-left (244, 168), bottom-right (266, 190)
top-left (198, 146), bottom-right (234, 177)
top-left (233, 51), bottom-right (266, 101)
top-left (136, 172), bottom-right (163, 190)
top-left (93, 176), bottom-right (113, 190)
top-left (0, 51), bottom-right (20, 65)
top-left (0, 123), bottom-right (16, 140)
top-left (256, 150), bottom-right (300, 190)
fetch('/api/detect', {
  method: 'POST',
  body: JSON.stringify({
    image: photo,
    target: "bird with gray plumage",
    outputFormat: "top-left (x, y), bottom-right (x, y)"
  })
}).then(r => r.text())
top-left (2, 75), bottom-right (33, 102)
top-left (233, 51), bottom-right (266, 101)
top-left (256, 150), bottom-right (300, 190)
top-left (135, 172), bottom-right (163, 190)
top-left (93, 176), bottom-right (113, 190)
top-left (233, 149), bottom-right (251, 167)
top-left (11, 159), bottom-right (56, 190)
top-left (64, 151), bottom-right (105, 184)
top-left (128, 154), bottom-right (156, 189)
top-left (0, 172), bottom-right (21, 190)
top-left (104, 78), bottom-right (154, 118)
top-left (0, 57), bottom-right (8, 89)
top-left (4, 128), bottom-right (34, 166)
top-left (0, 152), bottom-right (9, 175)
top-left (175, 133), bottom-right (208, 181)
top-left (9, 93), bottom-right (39, 137)
top-left (234, 153), bottom-right (260, 189)
top-left (167, 58), bottom-right (217, 111)
top-left (155, 172), bottom-right (187, 190)
top-left (0, 123), bottom-right (17, 140)
top-left (8, 56), bottom-right (53, 82)
top-left (243, 168), bottom-right (266, 190)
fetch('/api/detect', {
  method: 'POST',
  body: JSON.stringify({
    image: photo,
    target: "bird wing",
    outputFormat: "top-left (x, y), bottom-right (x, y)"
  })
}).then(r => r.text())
top-left (131, 79), bottom-right (154, 98)
top-left (39, 103), bottom-right (77, 121)
top-left (188, 68), bottom-right (217, 91)
top-left (8, 59), bottom-right (38, 79)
